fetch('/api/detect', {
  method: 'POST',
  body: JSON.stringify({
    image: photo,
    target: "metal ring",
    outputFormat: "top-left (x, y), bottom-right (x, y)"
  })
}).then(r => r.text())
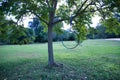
top-left (61, 31), bottom-right (80, 49)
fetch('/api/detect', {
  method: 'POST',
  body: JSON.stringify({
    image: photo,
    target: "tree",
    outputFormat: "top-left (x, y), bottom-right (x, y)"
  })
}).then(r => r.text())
top-left (29, 17), bottom-right (47, 43)
top-left (0, 0), bottom-right (120, 67)
top-left (96, 24), bottom-right (108, 39)
top-left (95, 24), bottom-right (118, 38)
top-left (0, 22), bottom-right (35, 44)
top-left (0, 11), bottom-right (8, 43)
top-left (103, 17), bottom-right (120, 35)
top-left (87, 24), bottom-right (120, 39)
top-left (0, 7), bottom-right (35, 45)
top-left (87, 27), bottom-right (97, 39)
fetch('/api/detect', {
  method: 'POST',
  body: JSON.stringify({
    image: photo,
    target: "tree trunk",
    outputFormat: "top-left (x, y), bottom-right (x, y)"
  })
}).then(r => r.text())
top-left (48, 24), bottom-right (54, 66)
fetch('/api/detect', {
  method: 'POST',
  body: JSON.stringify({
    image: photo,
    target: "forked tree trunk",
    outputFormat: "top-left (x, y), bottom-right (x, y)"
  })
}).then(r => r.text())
top-left (48, 24), bottom-right (54, 66)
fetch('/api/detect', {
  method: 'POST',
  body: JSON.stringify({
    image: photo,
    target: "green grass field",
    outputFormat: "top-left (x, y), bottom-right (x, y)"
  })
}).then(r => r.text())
top-left (0, 39), bottom-right (120, 80)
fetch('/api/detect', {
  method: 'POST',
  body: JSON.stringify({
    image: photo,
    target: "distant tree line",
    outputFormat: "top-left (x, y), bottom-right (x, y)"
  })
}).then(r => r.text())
top-left (87, 24), bottom-right (120, 39)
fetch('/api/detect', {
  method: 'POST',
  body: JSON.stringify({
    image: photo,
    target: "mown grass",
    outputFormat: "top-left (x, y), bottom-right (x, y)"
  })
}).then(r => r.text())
top-left (0, 39), bottom-right (120, 80)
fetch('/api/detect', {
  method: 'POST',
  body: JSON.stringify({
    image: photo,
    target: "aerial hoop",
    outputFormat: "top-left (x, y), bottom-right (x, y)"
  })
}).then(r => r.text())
top-left (61, 32), bottom-right (80, 49)
top-left (61, 15), bottom-right (81, 49)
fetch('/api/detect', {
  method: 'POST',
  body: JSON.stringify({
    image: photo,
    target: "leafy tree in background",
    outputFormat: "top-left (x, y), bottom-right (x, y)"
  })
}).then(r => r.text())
top-left (87, 24), bottom-right (120, 39)
top-left (0, 23), bottom-right (35, 44)
top-left (0, 11), bottom-right (8, 43)
top-left (0, 0), bottom-right (120, 67)
top-left (96, 24), bottom-right (108, 38)
top-left (0, 11), bottom-right (35, 44)
top-left (7, 25), bottom-right (32, 44)
top-left (87, 27), bottom-right (97, 39)
top-left (103, 18), bottom-right (120, 35)
top-left (101, 1), bottom-right (120, 35)
top-left (29, 18), bottom-right (47, 42)
top-left (95, 24), bottom-right (119, 38)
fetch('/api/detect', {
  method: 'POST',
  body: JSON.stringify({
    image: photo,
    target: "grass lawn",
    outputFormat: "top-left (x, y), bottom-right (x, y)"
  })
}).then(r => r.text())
top-left (0, 39), bottom-right (120, 80)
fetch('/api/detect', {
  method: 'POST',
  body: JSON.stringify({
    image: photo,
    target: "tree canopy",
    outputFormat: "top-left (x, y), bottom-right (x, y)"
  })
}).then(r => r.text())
top-left (0, 0), bottom-right (120, 34)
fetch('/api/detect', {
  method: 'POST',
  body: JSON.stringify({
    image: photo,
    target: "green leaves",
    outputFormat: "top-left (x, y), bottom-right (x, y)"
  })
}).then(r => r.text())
top-left (0, 17), bottom-right (35, 44)
top-left (56, 5), bottom-right (70, 19)
top-left (53, 21), bottom-right (63, 34)
top-left (103, 18), bottom-right (120, 35)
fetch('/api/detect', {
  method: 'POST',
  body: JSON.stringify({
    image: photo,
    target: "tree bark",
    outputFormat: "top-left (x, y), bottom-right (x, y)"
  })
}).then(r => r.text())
top-left (47, 0), bottom-right (57, 67)
top-left (48, 24), bottom-right (54, 66)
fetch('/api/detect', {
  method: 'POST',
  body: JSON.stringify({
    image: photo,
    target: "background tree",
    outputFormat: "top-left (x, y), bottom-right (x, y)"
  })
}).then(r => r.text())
top-left (0, 11), bottom-right (35, 44)
top-left (0, 22), bottom-right (35, 44)
top-left (0, 11), bottom-right (8, 43)
top-left (87, 27), bottom-right (97, 39)
top-left (0, 0), bottom-right (120, 67)
top-left (29, 18), bottom-right (47, 43)
top-left (103, 18), bottom-right (120, 36)
top-left (87, 24), bottom-right (120, 39)
top-left (95, 24), bottom-right (120, 38)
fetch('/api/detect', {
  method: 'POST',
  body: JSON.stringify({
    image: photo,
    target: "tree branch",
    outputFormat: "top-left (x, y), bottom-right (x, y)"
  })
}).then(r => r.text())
top-left (74, 0), bottom-right (88, 18)
top-left (27, 10), bottom-right (48, 25)
top-left (94, 3), bottom-right (106, 19)
top-left (74, 1), bottom-right (94, 19)
top-left (53, 17), bottom-right (69, 25)
top-left (53, 0), bottom-right (89, 25)
top-left (54, 1), bottom-right (96, 25)
top-left (46, 0), bottom-right (51, 8)
top-left (53, 0), bottom-right (57, 9)
top-left (83, 2), bottom-right (93, 12)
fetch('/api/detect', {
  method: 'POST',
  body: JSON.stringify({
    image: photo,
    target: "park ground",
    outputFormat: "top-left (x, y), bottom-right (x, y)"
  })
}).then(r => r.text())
top-left (0, 39), bottom-right (120, 80)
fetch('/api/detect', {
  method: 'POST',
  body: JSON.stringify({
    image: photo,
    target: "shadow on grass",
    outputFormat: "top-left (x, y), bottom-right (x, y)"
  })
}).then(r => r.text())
top-left (0, 56), bottom-right (120, 80)
top-left (0, 59), bottom-right (88, 80)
